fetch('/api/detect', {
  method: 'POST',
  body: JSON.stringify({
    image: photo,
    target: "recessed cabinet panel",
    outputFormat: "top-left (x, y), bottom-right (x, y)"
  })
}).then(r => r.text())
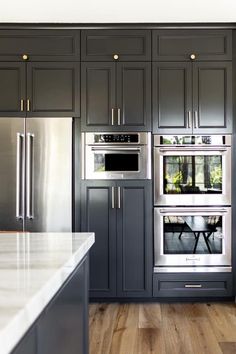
top-left (81, 30), bottom-right (151, 61)
top-left (81, 62), bottom-right (116, 130)
top-left (0, 63), bottom-right (25, 116)
top-left (27, 62), bottom-right (80, 117)
top-left (0, 30), bottom-right (80, 61)
top-left (152, 62), bottom-right (192, 134)
top-left (193, 62), bottom-right (232, 133)
top-left (153, 30), bottom-right (232, 61)
top-left (117, 62), bottom-right (151, 129)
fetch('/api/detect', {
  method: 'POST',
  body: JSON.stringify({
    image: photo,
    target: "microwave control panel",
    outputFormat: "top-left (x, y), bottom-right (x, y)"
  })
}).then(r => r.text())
top-left (94, 134), bottom-right (139, 143)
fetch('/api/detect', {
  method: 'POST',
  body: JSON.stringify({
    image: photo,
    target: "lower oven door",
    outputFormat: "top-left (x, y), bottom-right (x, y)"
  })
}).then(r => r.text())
top-left (154, 207), bottom-right (231, 268)
top-left (84, 145), bottom-right (151, 179)
top-left (154, 146), bottom-right (231, 206)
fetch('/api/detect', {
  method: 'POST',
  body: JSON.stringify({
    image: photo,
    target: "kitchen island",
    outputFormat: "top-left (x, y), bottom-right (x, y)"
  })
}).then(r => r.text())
top-left (0, 232), bottom-right (95, 354)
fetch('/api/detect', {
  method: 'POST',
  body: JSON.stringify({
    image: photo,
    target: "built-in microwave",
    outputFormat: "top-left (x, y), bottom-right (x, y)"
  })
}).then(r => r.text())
top-left (82, 132), bottom-right (151, 180)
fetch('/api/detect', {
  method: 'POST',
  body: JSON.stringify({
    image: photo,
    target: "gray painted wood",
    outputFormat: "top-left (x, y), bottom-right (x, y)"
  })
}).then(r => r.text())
top-left (116, 181), bottom-right (152, 298)
top-left (0, 62), bottom-right (26, 117)
top-left (153, 272), bottom-right (233, 297)
top-left (81, 29), bottom-right (151, 61)
top-left (81, 181), bottom-right (117, 298)
top-left (152, 29), bottom-right (232, 61)
top-left (0, 30), bottom-right (80, 61)
top-left (152, 61), bottom-right (192, 134)
top-left (27, 62), bottom-right (80, 117)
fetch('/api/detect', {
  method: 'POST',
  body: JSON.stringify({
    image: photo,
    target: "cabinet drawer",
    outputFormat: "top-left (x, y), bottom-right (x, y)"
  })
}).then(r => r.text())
top-left (152, 30), bottom-right (232, 61)
top-left (0, 30), bottom-right (80, 61)
top-left (153, 273), bottom-right (232, 298)
top-left (81, 30), bottom-right (151, 61)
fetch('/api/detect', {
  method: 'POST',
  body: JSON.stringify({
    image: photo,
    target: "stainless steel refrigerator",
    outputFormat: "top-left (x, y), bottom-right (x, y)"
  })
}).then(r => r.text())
top-left (0, 117), bottom-right (72, 232)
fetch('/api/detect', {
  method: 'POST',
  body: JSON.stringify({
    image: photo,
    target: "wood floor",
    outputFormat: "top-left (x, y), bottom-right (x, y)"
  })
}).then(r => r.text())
top-left (89, 302), bottom-right (236, 354)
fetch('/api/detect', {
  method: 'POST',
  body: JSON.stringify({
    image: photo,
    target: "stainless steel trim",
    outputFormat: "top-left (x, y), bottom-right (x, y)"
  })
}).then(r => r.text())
top-left (111, 187), bottom-right (115, 209)
top-left (154, 267), bottom-right (232, 273)
top-left (111, 108), bottom-right (115, 126)
top-left (91, 147), bottom-right (141, 152)
top-left (117, 108), bottom-right (121, 125)
top-left (26, 133), bottom-right (34, 219)
top-left (185, 284), bottom-right (202, 288)
top-left (117, 187), bottom-right (121, 209)
top-left (194, 111), bottom-right (198, 128)
top-left (186, 257), bottom-right (201, 261)
top-left (187, 111), bottom-right (191, 128)
top-left (16, 133), bottom-right (24, 219)
top-left (85, 132), bottom-right (149, 145)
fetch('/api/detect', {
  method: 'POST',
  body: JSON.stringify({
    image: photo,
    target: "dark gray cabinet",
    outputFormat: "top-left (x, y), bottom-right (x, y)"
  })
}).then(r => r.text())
top-left (0, 30), bottom-right (80, 61)
top-left (0, 62), bottom-right (80, 117)
top-left (81, 180), bottom-right (152, 298)
top-left (153, 61), bottom-right (232, 134)
top-left (152, 30), bottom-right (232, 61)
top-left (81, 62), bottom-right (151, 131)
top-left (81, 30), bottom-right (151, 61)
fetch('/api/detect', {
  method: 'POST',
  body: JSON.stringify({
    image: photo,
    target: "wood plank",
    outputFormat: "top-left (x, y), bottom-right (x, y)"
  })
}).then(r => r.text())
top-left (219, 342), bottom-right (236, 354)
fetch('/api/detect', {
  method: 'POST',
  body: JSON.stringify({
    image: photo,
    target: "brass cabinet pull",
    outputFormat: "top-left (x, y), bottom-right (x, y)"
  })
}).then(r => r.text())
top-left (22, 54), bottom-right (29, 60)
top-left (113, 54), bottom-right (119, 60)
top-left (20, 99), bottom-right (24, 112)
top-left (190, 53), bottom-right (196, 60)
top-left (27, 99), bottom-right (30, 112)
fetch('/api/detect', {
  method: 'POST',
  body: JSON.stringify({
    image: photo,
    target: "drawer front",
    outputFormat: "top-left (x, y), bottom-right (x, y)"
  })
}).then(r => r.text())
top-left (0, 30), bottom-right (80, 61)
top-left (153, 273), bottom-right (232, 297)
top-left (152, 30), bottom-right (232, 61)
top-left (81, 30), bottom-right (151, 61)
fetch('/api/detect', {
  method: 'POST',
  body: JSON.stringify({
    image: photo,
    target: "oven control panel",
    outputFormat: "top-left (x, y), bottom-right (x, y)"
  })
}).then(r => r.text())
top-left (94, 134), bottom-right (139, 143)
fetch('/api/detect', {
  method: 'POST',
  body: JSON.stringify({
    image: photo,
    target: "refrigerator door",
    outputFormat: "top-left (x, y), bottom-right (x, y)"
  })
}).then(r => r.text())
top-left (0, 118), bottom-right (24, 231)
top-left (25, 118), bottom-right (72, 232)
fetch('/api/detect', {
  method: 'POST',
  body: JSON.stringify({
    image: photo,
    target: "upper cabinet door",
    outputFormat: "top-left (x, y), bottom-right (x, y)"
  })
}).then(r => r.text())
top-left (27, 62), bottom-right (80, 117)
top-left (0, 30), bottom-right (80, 61)
top-left (81, 62), bottom-right (116, 130)
top-left (152, 62), bottom-right (192, 134)
top-left (0, 62), bottom-right (26, 117)
top-left (192, 62), bottom-right (232, 134)
top-left (116, 62), bottom-right (151, 131)
top-left (81, 30), bottom-right (151, 61)
top-left (152, 30), bottom-right (232, 61)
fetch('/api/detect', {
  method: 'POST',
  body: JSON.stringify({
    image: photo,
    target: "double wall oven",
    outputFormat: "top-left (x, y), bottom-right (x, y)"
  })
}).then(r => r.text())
top-left (153, 135), bottom-right (232, 272)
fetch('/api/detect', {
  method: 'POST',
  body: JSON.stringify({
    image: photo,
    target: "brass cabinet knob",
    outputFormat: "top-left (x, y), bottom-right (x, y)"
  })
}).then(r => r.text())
top-left (22, 54), bottom-right (29, 60)
top-left (190, 53), bottom-right (196, 60)
top-left (113, 54), bottom-right (119, 60)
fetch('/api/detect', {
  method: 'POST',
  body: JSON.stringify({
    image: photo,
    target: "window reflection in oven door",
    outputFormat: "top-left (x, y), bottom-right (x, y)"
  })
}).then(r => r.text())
top-left (154, 207), bottom-right (231, 269)
top-left (154, 146), bottom-right (231, 206)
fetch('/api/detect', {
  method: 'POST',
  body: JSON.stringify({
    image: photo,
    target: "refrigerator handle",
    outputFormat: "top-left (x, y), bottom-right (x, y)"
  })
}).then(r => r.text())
top-left (26, 133), bottom-right (34, 219)
top-left (16, 133), bottom-right (24, 219)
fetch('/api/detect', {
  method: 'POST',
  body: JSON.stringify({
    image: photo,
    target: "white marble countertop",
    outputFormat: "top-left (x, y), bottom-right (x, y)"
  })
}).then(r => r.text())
top-left (0, 232), bottom-right (95, 354)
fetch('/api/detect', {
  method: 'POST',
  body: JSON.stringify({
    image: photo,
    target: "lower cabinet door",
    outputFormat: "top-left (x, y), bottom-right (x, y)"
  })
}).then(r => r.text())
top-left (116, 181), bottom-right (152, 297)
top-left (81, 181), bottom-right (117, 297)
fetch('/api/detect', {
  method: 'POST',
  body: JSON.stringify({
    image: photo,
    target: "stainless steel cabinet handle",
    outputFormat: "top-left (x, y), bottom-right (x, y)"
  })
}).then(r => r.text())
top-left (187, 111), bottom-right (191, 128)
top-left (20, 99), bottom-right (24, 112)
top-left (91, 147), bottom-right (141, 152)
top-left (194, 111), bottom-right (198, 128)
top-left (184, 284), bottom-right (202, 288)
top-left (117, 108), bottom-right (121, 126)
top-left (111, 187), bottom-right (115, 209)
top-left (117, 187), bottom-right (121, 209)
top-left (26, 133), bottom-right (34, 219)
top-left (158, 147), bottom-right (228, 153)
top-left (111, 108), bottom-right (115, 126)
top-left (159, 208), bottom-right (228, 214)
top-left (27, 99), bottom-right (30, 112)
top-left (16, 133), bottom-right (24, 219)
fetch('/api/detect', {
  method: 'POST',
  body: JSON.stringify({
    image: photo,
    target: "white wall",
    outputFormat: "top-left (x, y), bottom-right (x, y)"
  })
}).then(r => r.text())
top-left (1, 0), bottom-right (236, 23)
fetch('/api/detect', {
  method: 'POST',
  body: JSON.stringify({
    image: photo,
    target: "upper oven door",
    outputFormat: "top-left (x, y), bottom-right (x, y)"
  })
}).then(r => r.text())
top-left (154, 146), bottom-right (231, 206)
top-left (85, 145), bottom-right (151, 179)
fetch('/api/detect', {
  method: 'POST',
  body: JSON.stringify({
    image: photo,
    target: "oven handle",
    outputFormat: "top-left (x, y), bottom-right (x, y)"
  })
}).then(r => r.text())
top-left (159, 208), bottom-right (228, 214)
top-left (158, 147), bottom-right (228, 153)
top-left (91, 147), bottom-right (141, 152)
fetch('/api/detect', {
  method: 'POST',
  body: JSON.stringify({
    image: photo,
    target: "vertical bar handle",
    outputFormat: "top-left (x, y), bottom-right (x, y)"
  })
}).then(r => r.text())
top-left (117, 187), bottom-right (121, 209)
top-left (111, 108), bottom-right (115, 126)
top-left (117, 108), bottom-right (121, 126)
top-left (27, 99), bottom-right (30, 112)
top-left (20, 99), bottom-right (24, 112)
top-left (187, 111), bottom-right (191, 129)
top-left (16, 133), bottom-right (24, 219)
top-left (111, 187), bottom-right (115, 209)
top-left (26, 133), bottom-right (34, 219)
top-left (194, 111), bottom-right (198, 129)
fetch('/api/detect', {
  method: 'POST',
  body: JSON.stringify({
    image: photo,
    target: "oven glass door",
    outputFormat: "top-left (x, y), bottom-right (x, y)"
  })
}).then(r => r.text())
top-left (154, 147), bottom-right (231, 205)
top-left (154, 207), bottom-right (231, 267)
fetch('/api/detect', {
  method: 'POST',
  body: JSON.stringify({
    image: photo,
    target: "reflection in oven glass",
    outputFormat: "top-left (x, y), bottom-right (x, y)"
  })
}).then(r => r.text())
top-left (163, 215), bottom-right (222, 254)
top-left (164, 155), bottom-right (222, 194)
top-left (94, 153), bottom-right (105, 172)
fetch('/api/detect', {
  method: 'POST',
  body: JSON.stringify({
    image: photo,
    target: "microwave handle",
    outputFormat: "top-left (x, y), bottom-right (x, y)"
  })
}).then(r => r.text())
top-left (91, 147), bottom-right (141, 152)
top-left (158, 147), bottom-right (228, 153)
